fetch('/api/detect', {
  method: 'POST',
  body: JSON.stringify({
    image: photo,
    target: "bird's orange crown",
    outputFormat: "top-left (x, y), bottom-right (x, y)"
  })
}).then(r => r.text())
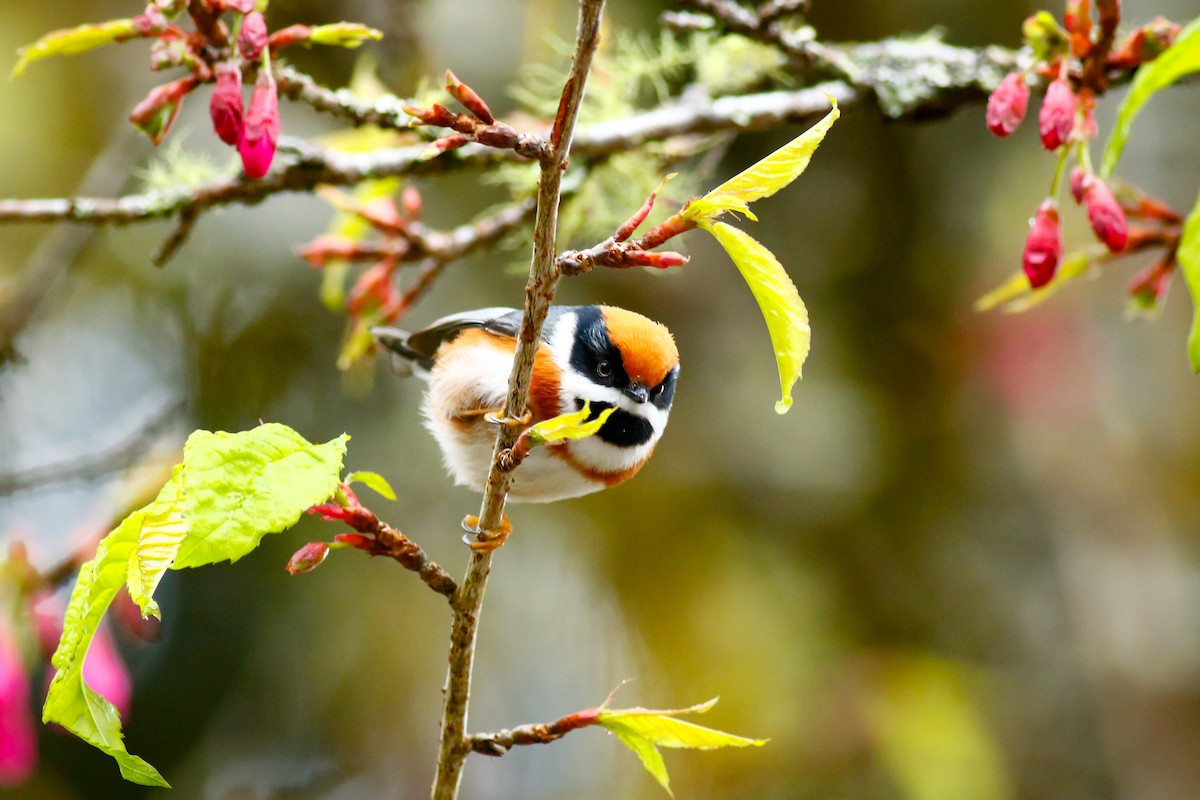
top-left (601, 306), bottom-right (678, 387)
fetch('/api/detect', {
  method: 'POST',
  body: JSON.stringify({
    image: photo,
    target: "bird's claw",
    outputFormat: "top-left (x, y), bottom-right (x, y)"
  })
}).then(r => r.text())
top-left (461, 513), bottom-right (512, 553)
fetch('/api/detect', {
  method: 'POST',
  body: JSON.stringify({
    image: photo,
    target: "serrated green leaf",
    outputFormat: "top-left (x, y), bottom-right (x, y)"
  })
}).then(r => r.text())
top-left (526, 400), bottom-right (616, 446)
top-left (44, 422), bottom-right (349, 785)
top-left (700, 221), bottom-right (810, 413)
top-left (11, 18), bottom-right (138, 78)
top-left (308, 23), bottom-right (383, 49)
top-left (682, 96), bottom-right (838, 223)
top-left (1177, 189), bottom-right (1200, 372)
top-left (598, 698), bottom-right (766, 797)
top-left (1101, 16), bottom-right (1200, 178)
top-left (345, 470), bottom-right (397, 501)
top-left (174, 424), bottom-right (348, 568)
top-left (974, 251), bottom-right (1091, 313)
top-left (43, 501), bottom-right (171, 787)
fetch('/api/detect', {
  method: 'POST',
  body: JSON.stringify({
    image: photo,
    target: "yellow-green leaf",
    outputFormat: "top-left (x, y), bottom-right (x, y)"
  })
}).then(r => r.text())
top-left (1101, 16), bottom-right (1200, 178)
top-left (11, 18), bottom-right (138, 78)
top-left (682, 96), bottom-right (839, 223)
top-left (345, 470), bottom-right (397, 501)
top-left (526, 400), bottom-right (616, 446)
top-left (598, 698), bottom-right (767, 797)
top-left (974, 252), bottom-right (1091, 314)
top-left (1176, 188), bottom-right (1200, 372)
top-left (124, 467), bottom-right (186, 620)
top-left (700, 221), bottom-right (810, 413)
top-left (308, 23), bottom-right (383, 49)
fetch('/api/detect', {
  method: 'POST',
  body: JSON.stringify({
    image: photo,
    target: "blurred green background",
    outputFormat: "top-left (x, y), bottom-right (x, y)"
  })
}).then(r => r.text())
top-left (3, 1), bottom-right (1200, 798)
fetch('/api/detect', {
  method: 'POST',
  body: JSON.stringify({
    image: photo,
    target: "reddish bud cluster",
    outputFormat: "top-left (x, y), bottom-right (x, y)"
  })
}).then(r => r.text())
top-left (1023, 200), bottom-right (1063, 288)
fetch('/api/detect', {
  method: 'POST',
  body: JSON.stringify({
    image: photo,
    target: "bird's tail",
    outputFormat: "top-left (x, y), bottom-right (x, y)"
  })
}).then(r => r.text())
top-left (371, 326), bottom-right (425, 378)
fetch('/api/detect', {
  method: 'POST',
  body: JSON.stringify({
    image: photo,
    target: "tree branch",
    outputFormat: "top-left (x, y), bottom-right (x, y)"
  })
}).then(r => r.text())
top-left (468, 707), bottom-right (600, 756)
top-left (429, 2), bottom-right (606, 798)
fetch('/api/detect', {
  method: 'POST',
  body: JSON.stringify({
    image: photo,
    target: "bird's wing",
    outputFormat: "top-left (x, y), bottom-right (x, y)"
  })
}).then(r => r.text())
top-left (402, 307), bottom-right (523, 360)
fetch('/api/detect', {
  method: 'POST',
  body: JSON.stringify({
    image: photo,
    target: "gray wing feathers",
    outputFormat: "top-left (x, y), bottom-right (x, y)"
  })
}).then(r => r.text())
top-left (371, 307), bottom-right (522, 376)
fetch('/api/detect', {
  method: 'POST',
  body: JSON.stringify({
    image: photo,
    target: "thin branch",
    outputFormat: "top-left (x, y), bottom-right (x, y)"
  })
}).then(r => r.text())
top-left (355, 519), bottom-right (458, 599)
top-left (429, 2), bottom-right (606, 798)
top-left (0, 400), bottom-right (184, 497)
top-left (0, 31), bottom-right (1030, 244)
top-left (468, 707), bottom-right (600, 756)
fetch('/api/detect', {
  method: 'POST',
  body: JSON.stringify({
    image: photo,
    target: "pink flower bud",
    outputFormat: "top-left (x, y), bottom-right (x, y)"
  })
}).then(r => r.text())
top-left (285, 542), bottom-right (330, 575)
top-left (0, 625), bottom-right (36, 786)
top-left (1023, 201), bottom-right (1062, 288)
top-left (1038, 78), bottom-right (1077, 151)
top-left (209, 62), bottom-right (244, 146)
top-left (130, 76), bottom-right (200, 145)
top-left (238, 11), bottom-right (269, 61)
top-left (986, 72), bottom-right (1029, 137)
top-left (237, 69), bottom-right (280, 179)
top-left (1082, 177), bottom-right (1128, 253)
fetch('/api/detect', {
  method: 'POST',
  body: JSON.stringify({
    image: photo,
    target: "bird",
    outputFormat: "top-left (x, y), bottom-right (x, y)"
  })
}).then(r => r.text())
top-left (373, 305), bottom-right (678, 504)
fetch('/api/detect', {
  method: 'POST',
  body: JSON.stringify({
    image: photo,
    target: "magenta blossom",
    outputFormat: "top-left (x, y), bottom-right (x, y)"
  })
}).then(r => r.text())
top-left (0, 624), bottom-right (36, 786)
top-left (238, 69), bottom-right (280, 179)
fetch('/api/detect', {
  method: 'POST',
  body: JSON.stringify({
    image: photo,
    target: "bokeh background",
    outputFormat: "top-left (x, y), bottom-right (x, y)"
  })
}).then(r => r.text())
top-left (3, 1), bottom-right (1200, 798)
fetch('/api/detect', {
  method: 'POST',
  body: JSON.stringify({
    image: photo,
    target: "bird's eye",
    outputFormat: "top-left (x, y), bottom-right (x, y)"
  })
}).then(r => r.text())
top-left (651, 385), bottom-right (662, 398)
top-left (596, 360), bottom-right (612, 378)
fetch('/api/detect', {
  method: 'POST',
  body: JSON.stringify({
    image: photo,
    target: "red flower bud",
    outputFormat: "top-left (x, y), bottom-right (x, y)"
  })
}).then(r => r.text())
top-left (130, 76), bottom-right (200, 145)
top-left (401, 186), bottom-right (422, 220)
top-left (285, 542), bottom-right (330, 575)
top-left (624, 250), bottom-right (689, 269)
top-left (267, 24), bottom-right (313, 51)
top-left (445, 70), bottom-right (494, 124)
top-left (986, 72), bottom-right (1029, 137)
top-left (1127, 259), bottom-right (1173, 313)
top-left (295, 235), bottom-right (371, 268)
top-left (238, 11), bottom-right (269, 61)
top-left (422, 134), bottom-right (471, 159)
top-left (209, 62), bottom-right (244, 146)
top-left (1023, 201), bottom-right (1062, 288)
top-left (1082, 177), bottom-right (1128, 253)
top-left (1038, 78), bottom-right (1077, 151)
top-left (238, 69), bottom-right (280, 179)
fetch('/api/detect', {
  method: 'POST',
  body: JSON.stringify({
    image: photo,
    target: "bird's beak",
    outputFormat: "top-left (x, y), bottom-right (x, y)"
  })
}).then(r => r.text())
top-left (625, 382), bottom-right (650, 404)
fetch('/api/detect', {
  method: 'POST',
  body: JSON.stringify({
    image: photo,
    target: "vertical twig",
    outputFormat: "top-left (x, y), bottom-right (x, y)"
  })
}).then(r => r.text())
top-left (428, 2), bottom-right (606, 798)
